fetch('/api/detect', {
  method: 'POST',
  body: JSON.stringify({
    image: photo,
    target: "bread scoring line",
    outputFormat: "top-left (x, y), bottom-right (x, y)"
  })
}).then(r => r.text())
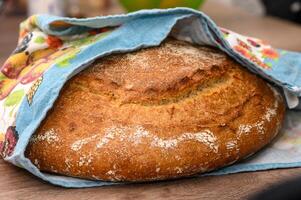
top-left (237, 85), bottom-right (280, 136)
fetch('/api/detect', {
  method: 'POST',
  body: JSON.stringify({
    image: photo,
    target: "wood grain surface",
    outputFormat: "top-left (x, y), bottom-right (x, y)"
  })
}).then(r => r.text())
top-left (1, 1), bottom-right (301, 199)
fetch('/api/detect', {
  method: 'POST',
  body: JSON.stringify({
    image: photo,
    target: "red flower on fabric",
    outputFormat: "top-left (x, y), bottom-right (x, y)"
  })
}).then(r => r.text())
top-left (234, 45), bottom-right (270, 69)
top-left (46, 35), bottom-right (63, 49)
top-left (89, 27), bottom-right (110, 35)
top-left (0, 126), bottom-right (18, 158)
top-left (247, 38), bottom-right (261, 48)
top-left (249, 55), bottom-right (270, 69)
top-left (262, 48), bottom-right (279, 59)
top-left (0, 141), bottom-right (3, 156)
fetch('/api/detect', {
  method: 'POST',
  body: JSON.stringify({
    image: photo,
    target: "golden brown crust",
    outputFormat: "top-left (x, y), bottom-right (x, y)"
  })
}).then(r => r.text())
top-left (25, 39), bottom-right (285, 182)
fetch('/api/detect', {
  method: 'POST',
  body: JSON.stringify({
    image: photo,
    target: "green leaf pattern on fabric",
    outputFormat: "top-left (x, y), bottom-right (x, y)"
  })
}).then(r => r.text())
top-left (69, 31), bottom-right (111, 47)
top-left (4, 89), bottom-right (25, 107)
top-left (0, 73), bottom-right (6, 81)
top-left (34, 36), bottom-right (45, 44)
top-left (56, 49), bottom-right (81, 68)
top-left (55, 31), bottom-right (111, 68)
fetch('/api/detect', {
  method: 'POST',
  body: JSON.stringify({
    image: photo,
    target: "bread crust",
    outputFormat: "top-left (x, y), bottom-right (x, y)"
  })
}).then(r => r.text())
top-left (25, 39), bottom-right (285, 181)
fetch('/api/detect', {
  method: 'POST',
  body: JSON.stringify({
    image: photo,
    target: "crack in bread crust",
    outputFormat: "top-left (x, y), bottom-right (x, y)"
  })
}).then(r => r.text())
top-left (25, 39), bottom-right (286, 182)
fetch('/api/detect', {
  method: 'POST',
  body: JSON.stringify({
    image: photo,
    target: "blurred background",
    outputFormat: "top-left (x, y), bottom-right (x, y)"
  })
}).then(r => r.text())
top-left (0, 0), bottom-right (300, 24)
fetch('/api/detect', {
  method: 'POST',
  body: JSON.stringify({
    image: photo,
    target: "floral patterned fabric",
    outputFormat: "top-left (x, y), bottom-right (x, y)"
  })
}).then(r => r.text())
top-left (1, 8), bottom-right (301, 187)
top-left (0, 15), bottom-right (113, 158)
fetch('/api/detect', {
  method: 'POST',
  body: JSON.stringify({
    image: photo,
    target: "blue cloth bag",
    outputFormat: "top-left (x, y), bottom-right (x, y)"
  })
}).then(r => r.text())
top-left (1, 8), bottom-right (301, 187)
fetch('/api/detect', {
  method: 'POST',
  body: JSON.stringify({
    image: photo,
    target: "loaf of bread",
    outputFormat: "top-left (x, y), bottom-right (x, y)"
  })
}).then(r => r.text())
top-left (25, 39), bottom-right (285, 182)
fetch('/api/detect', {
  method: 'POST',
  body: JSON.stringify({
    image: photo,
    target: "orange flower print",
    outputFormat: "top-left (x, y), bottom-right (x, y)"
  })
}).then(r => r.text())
top-left (262, 48), bottom-right (279, 60)
top-left (234, 45), bottom-right (270, 69)
top-left (234, 45), bottom-right (252, 58)
top-left (19, 29), bottom-right (29, 41)
top-left (46, 35), bottom-right (63, 49)
top-left (250, 55), bottom-right (270, 69)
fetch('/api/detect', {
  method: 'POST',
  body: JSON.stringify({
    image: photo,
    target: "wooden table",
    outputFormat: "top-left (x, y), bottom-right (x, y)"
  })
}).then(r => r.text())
top-left (1, 1), bottom-right (301, 199)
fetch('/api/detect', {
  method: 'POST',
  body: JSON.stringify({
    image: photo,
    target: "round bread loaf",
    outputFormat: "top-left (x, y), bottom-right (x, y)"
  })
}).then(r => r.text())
top-left (25, 39), bottom-right (285, 182)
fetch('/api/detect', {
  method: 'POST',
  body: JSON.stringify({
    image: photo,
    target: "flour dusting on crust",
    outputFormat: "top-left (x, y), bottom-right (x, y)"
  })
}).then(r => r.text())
top-left (97, 125), bottom-right (218, 152)
top-left (30, 128), bottom-right (59, 144)
top-left (71, 134), bottom-right (98, 151)
top-left (238, 124), bottom-right (252, 136)
top-left (164, 41), bottom-right (226, 67)
top-left (226, 140), bottom-right (238, 150)
top-left (68, 125), bottom-right (218, 153)
top-left (150, 129), bottom-right (218, 152)
top-left (78, 153), bottom-right (93, 167)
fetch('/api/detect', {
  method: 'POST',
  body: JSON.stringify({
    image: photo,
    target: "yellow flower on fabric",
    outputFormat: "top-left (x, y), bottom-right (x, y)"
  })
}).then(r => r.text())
top-left (1, 52), bottom-right (29, 79)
